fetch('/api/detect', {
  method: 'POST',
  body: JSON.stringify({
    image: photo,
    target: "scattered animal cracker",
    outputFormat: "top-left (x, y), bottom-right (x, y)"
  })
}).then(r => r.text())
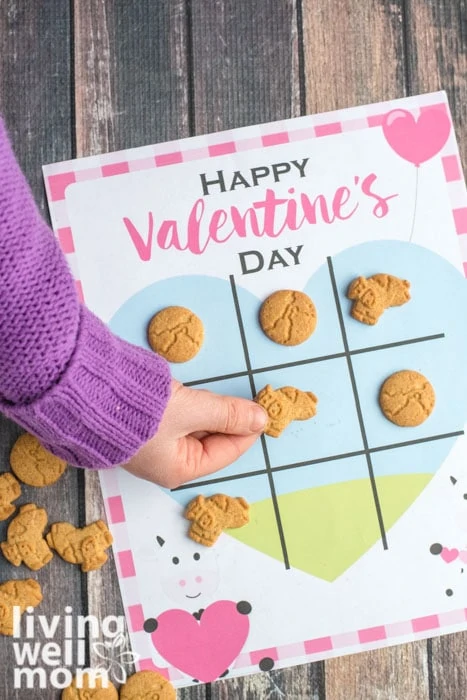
top-left (46, 520), bottom-right (113, 572)
top-left (1, 504), bottom-right (53, 571)
top-left (185, 494), bottom-right (250, 547)
top-left (120, 670), bottom-right (176, 700)
top-left (62, 672), bottom-right (118, 700)
top-left (255, 385), bottom-right (318, 437)
top-left (147, 305), bottom-right (204, 362)
top-left (10, 433), bottom-right (67, 487)
top-left (379, 370), bottom-right (435, 427)
top-left (0, 472), bottom-right (21, 520)
top-left (0, 578), bottom-right (42, 636)
top-left (347, 273), bottom-right (410, 325)
top-left (260, 290), bottom-right (317, 345)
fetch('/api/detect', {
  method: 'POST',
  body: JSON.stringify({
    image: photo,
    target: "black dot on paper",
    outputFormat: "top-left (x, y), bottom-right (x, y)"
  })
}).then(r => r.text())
top-left (463, 494), bottom-right (467, 500)
top-left (237, 601), bottom-right (252, 615)
top-left (446, 589), bottom-right (454, 597)
top-left (143, 618), bottom-right (158, 633)
top-left (430, 543), bottom-right (443, 555)
top-left (193, 552), bottom-right (200, 561)
top-left (259, 657), bottom-right (275, 672)
top-left (450, 476), bottom-right (457, 485)
top-left (172, 556), bottom-right (179, 565)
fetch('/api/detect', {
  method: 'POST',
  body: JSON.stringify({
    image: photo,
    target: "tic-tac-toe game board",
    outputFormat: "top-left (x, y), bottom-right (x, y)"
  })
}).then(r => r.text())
top-left (44, 92), bottom-right (467, 687)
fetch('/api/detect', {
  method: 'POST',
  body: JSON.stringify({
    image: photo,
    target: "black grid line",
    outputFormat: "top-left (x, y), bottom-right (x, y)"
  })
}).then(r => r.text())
top-left (174, 430), bottom-right (464, 491)
top-left (229, 274), bottom-right (291, 569)
top-left (184, 333), bottom-right (444, 387)
top-left (327, 257), bottom-right (388, 549)
top-left (173, 264), bottom-right (461, 567)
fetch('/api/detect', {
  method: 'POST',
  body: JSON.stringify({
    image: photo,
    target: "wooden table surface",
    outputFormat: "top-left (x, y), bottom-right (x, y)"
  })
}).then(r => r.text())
top-left (0, 2), bottom-right (466, 698)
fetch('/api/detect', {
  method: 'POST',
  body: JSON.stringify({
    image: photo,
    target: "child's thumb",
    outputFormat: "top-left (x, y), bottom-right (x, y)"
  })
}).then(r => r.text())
top-left (189, 389), bottom-right (267, 435)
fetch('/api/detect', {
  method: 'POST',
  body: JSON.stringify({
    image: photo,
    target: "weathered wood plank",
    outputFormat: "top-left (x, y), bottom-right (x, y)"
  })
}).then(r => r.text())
top-left (190, 0), bottom-right (301, 134)
top-left (404, 0), bottom-right (467, 169)
top-left (0, 2), bottom-right (77, 698)
top-left (430, 632), bottom-right (467, 700)
top-left (302, 0), bottom-right (407, 114)
top-left (325, 643), bottom-right (429, 700)
top-left (74, 0), bottom-right (190, 157)
top-left (213, 663), bottom-right (324, 700)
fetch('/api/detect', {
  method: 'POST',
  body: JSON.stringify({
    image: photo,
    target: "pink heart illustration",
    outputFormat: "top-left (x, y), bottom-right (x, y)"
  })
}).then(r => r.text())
top-left (458, 550), bottom-right (467, 564)
top-left (150, 600), bottom-right (249, 682)
top-left (382, 108), bottom-right (451, 167)
top-left (441, 547), bottom-right (459, 563)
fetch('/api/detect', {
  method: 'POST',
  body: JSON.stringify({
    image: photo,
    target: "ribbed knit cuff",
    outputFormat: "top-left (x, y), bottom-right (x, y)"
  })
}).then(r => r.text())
top-left (0, 307), bottom-right (172, 468)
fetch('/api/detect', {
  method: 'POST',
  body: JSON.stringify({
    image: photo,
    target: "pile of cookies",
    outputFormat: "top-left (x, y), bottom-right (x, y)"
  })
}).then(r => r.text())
top-left (0, 434), bottom-right (114, 636)
top-left (62, 669), bottom-right (175, 699)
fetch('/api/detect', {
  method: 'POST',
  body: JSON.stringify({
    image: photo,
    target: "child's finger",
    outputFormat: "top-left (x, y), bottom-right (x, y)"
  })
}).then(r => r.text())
top-left (185, 387), bottom-right (267, 435)
top-left (178, 432), bottom-right (260, 482)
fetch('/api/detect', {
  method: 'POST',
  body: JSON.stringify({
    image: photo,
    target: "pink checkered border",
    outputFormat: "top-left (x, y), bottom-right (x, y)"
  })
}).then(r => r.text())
top-left (46, 91), bottom-right (467, 684)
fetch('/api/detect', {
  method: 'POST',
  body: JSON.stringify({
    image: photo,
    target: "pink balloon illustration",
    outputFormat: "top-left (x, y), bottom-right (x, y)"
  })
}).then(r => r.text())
top-left (382, 108), bottom-right (451, 166)
top-left (382, 108), bottom-right (451, 239)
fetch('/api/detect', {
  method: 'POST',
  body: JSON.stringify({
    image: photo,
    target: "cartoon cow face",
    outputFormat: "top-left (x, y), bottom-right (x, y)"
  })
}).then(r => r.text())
top-left (156, 536), bottom-right (220, 606)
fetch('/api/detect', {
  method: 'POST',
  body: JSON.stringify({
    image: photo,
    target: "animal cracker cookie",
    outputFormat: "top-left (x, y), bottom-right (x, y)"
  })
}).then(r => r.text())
top-left (0, 472), bottom-right (21, 520)
top-left (10, 433), bottom-right (67, 487)
top-left (255, 384), bottom-right (318, 437)
top-left (147, 305), bottom-right (204, 362)
top-left (1, 503), bottom-right (53, 571)
top-left (260, 290), bottom-right (317, 345)
top-left (120, 670), bottom-right (176, 700)
top-left (0, 578), bottom-right (42, 635)
top-left (46, 520), bottom-right (113, 572)
top-left (185, 494), bottom-right (250, 547)
top-left (347, 273), bottom-right (410, 325)
top-left (62, 672), bottom-right (118, 699)
top-left (379, 370), bottom-right (435, 427)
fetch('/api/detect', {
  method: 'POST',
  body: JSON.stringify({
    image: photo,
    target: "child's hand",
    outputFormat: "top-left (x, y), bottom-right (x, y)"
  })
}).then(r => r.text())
top-left (123, 380), bottom-right (267, 487)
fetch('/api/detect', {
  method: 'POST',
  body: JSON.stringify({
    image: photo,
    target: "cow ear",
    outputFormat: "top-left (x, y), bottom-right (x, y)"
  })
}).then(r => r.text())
top-left (156, 536), bottom-right (165, 548)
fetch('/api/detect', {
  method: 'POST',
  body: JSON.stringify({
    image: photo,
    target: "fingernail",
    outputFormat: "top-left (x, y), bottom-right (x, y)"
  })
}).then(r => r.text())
top-left (250, 405), bottom-right (268, 432)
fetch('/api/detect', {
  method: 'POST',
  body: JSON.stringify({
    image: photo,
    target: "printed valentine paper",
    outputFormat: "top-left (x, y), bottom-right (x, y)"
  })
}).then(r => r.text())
top-left (44, 92), bottom-right (467, 687)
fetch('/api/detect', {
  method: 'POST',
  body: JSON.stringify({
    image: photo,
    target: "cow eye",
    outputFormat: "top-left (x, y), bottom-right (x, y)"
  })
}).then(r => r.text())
top-left (193, 553), bottom-right (200, 561)
top-left (172, 557), bottom-right (179, 565)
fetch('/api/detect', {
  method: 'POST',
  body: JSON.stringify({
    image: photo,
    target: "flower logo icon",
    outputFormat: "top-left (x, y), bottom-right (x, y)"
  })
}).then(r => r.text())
top-left (92, 632), bottom-right (139, 684)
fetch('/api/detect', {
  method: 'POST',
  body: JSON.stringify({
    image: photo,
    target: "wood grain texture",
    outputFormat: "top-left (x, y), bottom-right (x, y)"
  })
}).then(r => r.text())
top-left (190, 0), bottom-right (301, 134)
top-left (325, 642), bottom-right (429, 700)
top-left (405, 0), bottom-right (467, 168)
top-left (430, 632), bottom-right (467, 700)
top-left (212, 663), bottom-right (324, 700)
top-left (302, 0), bottom-right (407, 113)
top-left (0, 3), bottom-right (79, 699)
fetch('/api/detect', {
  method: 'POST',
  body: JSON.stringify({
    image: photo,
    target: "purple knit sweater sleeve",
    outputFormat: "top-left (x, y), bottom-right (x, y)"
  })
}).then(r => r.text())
top-left (0, 118), bottom-right (171, 468)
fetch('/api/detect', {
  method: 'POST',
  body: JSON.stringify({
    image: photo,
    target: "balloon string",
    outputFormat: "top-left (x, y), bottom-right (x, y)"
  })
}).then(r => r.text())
top-left (409, 166), bottom-right (420, 242)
